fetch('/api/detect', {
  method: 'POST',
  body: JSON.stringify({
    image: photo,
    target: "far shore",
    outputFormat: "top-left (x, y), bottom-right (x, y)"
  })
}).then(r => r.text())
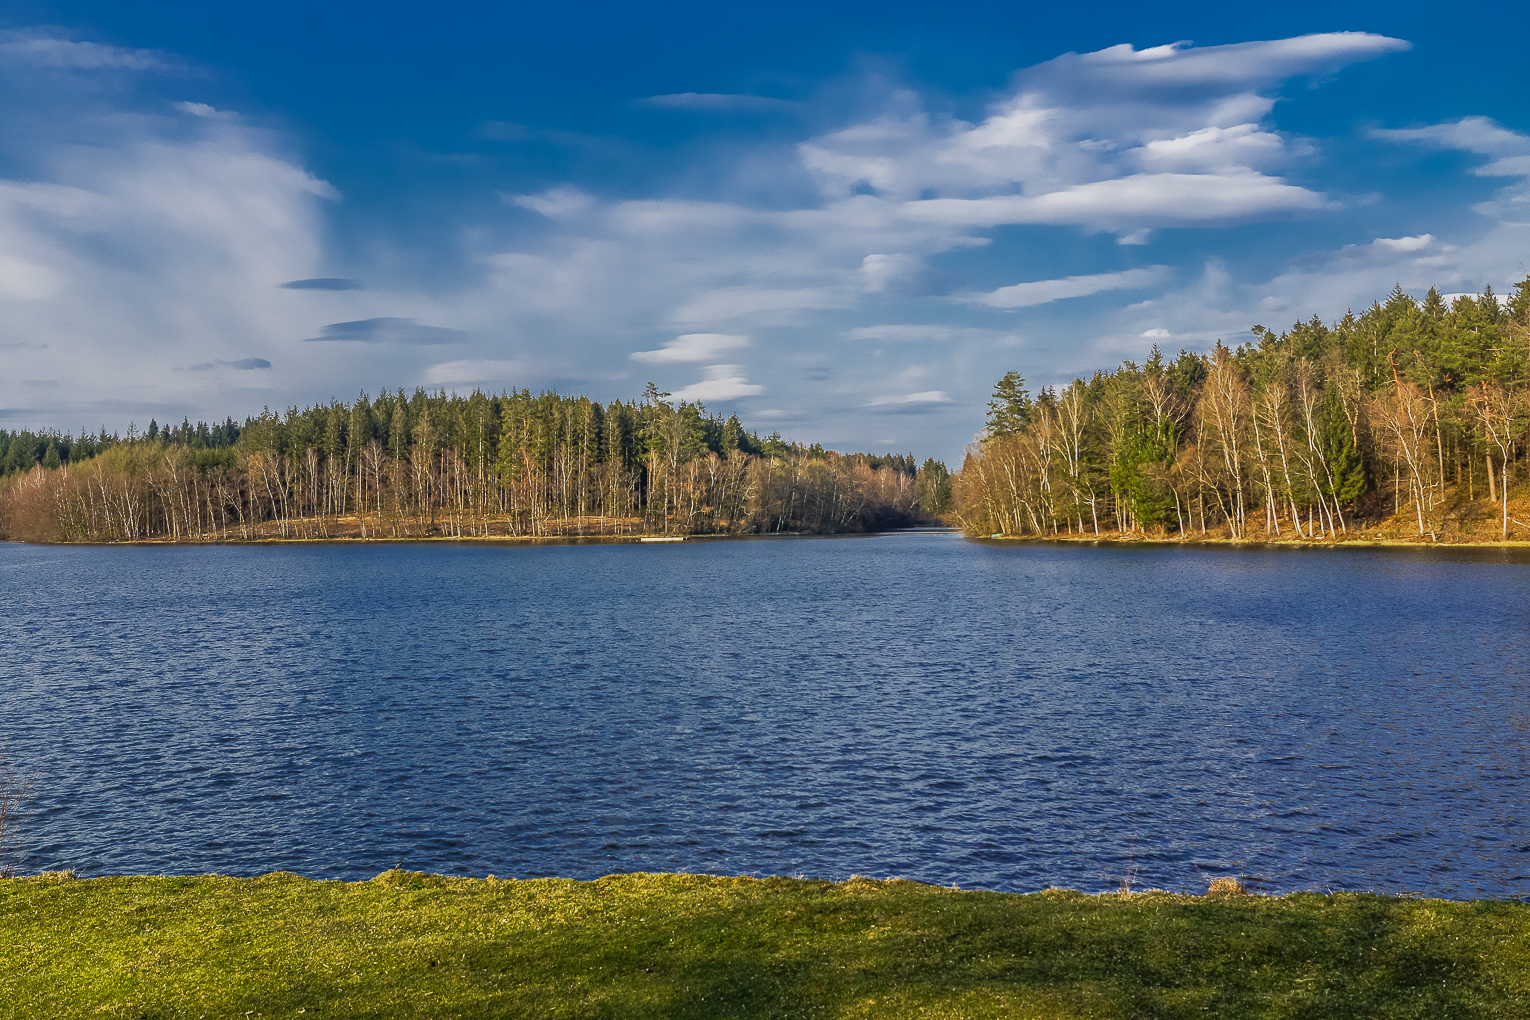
top-left (7, 524), bottom-right (1530, 551)
top-left (2, 528), bottom-right (952, 548)
top-left (978, 531), bottom-right (1530, 550)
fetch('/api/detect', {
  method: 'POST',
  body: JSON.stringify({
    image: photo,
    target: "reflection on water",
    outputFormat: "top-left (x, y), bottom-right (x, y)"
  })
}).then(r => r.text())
top-left (2, 535), bottom-right (1528, 897)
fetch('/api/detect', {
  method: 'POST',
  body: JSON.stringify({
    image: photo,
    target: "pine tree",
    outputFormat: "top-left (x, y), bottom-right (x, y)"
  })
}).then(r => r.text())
top-left (985, 371), bottom-right (1032, 438)
top-left (1323, 387), bottom-right (1365, 507)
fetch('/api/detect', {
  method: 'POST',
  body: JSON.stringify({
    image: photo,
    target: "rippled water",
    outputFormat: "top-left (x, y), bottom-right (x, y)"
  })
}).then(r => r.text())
top-left (2, 534), bottom-right (1528, 897)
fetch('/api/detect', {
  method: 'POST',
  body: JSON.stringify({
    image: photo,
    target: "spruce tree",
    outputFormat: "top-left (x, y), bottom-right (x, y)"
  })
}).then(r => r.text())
top-left (985, 371), bottom-right (1032, 438)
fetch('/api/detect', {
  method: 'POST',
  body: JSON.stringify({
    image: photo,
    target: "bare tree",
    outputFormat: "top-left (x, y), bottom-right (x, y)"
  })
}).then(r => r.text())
top-left (0, 750), bottom-right (33, 878)
top-left (1468, 382), bottom-right (1529, 540)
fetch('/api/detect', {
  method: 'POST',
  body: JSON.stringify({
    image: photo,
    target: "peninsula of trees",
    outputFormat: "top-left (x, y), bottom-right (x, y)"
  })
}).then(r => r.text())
top-left (957, 278), bottom-right (1530, 543)
top-left (0, 386), bottom-right (954, 543)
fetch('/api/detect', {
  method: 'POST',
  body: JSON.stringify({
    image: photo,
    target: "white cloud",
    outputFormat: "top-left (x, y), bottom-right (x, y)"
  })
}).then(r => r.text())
top-left (905, 173), bottom-right (1331, 231)
top-left (1373, 234), bottom-right (1434, 252)
top-left (669, 286), bottom-right (849, 323)
top-left (843, 324), bottom-right (1023, 344)
top-left (1140, 328), bottom-right (1172, 339)
top-left (631, 333), bottom-right (751, 363)
top-left (0, 30), bottom-right (170, 71)
top-left (507, 186), bottom-right (596, 218)
top-left (0, 27), bottom-right (1440, 465)
top-left (670, 364), bottom-right (765, 402)
top-left (967, 266), bottom-right (1170, 308)
top-left (0, 59), bottom-right (356, 421)
top-left (1372, 118), bottom-right (1530, 220)
top-left (422, 359), bottom-right (525, 386)
top-left (1371, 116), bottom-right (1526, 157)
top-left (637, 93), bottom-right (799, 113)
top-left (1027, 33), bottom-right (1408, 93)
top-left (1137, 124), bottom-right (1299, 173)
top-left (175, 102), bottom-right (221, 118)
top-left (304, 318), bottom-right (465, 344)
top-left (865, 390), bottom-right (951, 406)
top-left (798, 33), bottom-right (1401, 232)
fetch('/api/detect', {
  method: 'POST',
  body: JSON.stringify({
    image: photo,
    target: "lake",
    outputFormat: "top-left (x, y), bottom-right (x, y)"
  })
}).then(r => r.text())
top-left (2, 533), bottom-right (1528, 898)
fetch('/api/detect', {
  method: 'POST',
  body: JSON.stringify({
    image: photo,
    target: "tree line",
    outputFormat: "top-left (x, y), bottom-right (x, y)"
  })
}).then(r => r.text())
top-left (0, 385), bottom-right (953, 542)
top-left (957, 277), bottom-right (1530, 542)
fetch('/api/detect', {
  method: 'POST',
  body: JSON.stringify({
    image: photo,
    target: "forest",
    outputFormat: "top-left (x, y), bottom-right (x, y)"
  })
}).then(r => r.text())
top-left (0, 385), bottom-right (954, 543)
top-left (6, 273), bottom-right (1526, 547)
top-left (957, 277), bottom-right (1530, 542)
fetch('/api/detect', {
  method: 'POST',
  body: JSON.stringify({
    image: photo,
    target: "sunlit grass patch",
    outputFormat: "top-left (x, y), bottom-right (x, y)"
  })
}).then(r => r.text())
top-left (2, 871), bottom-right (1528, 1018)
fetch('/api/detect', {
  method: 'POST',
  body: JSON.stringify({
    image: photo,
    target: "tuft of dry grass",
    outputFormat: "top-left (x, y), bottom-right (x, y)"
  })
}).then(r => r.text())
top-left (1205, 875), bottom-right (1246, 897)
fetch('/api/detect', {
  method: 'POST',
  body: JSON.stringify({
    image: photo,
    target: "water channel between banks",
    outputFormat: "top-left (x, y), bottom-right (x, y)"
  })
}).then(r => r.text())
top-left (2, 533), bottom-right (1527, 898)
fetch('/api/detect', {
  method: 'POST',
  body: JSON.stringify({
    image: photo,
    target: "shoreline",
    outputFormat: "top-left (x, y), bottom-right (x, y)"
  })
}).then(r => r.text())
top-left (977, 532), bottom-right (1530, 550)
top-left (7, 527), bottom-right (1530, 551)
top-left (0, 527), bottom-right (962, 549)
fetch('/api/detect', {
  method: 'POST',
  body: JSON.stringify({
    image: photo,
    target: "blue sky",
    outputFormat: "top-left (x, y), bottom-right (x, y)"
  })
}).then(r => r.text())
top-left (2, 1), bottom-right (1528, 463)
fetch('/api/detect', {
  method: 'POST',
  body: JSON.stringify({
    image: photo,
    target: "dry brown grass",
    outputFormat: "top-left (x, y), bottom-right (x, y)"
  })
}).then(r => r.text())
top-left (1205, 876), bottom-right (1247, 897)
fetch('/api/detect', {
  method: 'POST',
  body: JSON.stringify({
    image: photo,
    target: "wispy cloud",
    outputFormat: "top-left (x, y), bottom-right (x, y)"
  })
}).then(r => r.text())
top-left (966, 266), bottom-right (1170, 308)
top-left (281, 277), bottom-right (363, 291)
top-left (670, 364), bottom-right (765, 402)
top-left (0, 30), bottom-right (173, 71)
top-left (843, 324), bottom-right (1023, 344)
top-left (865, 390), bottom-right (951, 406)
top-left (0, 25), bottom-right (1454, 464)
top-left (631, 333), bottom-right (751, 363)
top-left (1372, 116), bottom-right (1530, 218)
top-left (1370, 116), bottom-right (1526, 157)
top-left (637, 93), bottom-right (799, 113)
top-left (184, 357), bottom-right (271, 371)
top-left (304, 318), bottom-right (466, 344)
top-left (421, 359), bottom-right (524, 386)
top-left (507, 186), bottom-right (596, 218)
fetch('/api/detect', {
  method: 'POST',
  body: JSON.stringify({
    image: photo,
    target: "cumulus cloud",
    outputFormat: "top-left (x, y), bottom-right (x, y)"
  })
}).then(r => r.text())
top-left (967, 266), bottom-right (1170, 308)
top-left (670, 364), bottom-right (765, 402)
top-left (303, 317), bottom-right (466, 344)
top-left (1372, 234), bottom-right (1434, 252)
top-left (631, 333), bottom-right (751, 363)
top-left (799, 34), bottom-right (1403, 223)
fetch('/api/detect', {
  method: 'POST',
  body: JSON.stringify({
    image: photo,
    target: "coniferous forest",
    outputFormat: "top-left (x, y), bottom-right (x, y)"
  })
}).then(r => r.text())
top-left (957, 277), bottom-right (1530, 543)
top-left (0, 385), bottom-right (953, 542)
top-left (4, 275), bottom-right (1529, 546)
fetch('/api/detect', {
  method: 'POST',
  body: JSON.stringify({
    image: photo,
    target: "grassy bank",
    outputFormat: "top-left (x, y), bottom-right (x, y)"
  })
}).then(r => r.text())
top-left (3, 872), bottom-right (1528, 1018)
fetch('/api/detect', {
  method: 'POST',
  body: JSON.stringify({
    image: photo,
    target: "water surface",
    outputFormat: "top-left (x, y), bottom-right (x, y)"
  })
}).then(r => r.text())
top-left (2, 534), bottom-right (1527, 897)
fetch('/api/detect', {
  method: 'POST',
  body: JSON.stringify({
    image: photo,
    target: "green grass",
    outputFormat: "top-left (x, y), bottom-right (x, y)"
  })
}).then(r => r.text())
top-left (3, 870), bottom-right (1528, 1018)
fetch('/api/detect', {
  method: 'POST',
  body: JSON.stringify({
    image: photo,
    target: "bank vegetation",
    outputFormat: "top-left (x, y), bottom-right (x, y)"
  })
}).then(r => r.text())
top-left (957, 279), bottom-right (1530, 543)
top-left (0, 386), bottom-right (954, 543)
